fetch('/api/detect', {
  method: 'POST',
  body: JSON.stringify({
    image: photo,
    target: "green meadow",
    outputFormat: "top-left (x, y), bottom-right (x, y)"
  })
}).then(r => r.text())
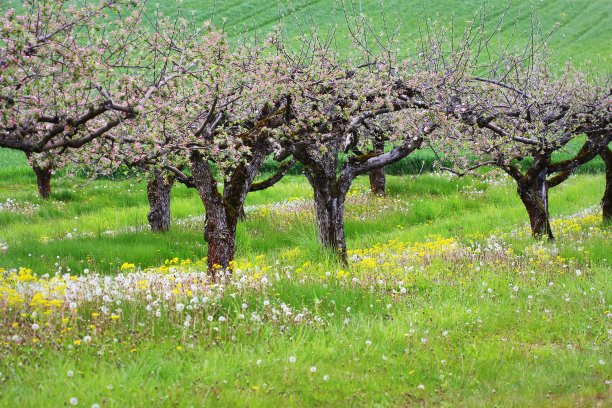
top-left (1, 144), bottom-right (611, 406)
top-left (1, 0), bottom-right (611, 406)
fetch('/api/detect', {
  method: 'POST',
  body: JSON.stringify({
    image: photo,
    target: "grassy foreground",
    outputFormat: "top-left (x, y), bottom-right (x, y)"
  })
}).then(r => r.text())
top-left (0, 164), bottom-right (611, 406)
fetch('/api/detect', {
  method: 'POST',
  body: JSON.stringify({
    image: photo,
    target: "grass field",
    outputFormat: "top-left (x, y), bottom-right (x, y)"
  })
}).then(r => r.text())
top-left (149, 0), bottom-right (611, 68)
top-left (2, 0), bottom-right (609, 67)
top-left (1, 0), bottom-right (611, 406)
top-left (1, 151), bottom-right (611, 405)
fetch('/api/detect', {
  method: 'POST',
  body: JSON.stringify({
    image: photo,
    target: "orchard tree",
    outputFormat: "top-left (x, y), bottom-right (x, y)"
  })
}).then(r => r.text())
top-left (438, 57), bottom-right (611, 238)
top-left (0, 0), bottom-right (194, 192)
top-left (273, 13), bottom-right (496, 263)
top-left (111, 22), bottom-right (297, 275)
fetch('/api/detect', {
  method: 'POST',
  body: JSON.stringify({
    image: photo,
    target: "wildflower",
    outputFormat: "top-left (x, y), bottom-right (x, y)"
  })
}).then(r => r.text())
top-left (69, 397), bottom-right (78, 405)
top-left (322, 375), bottom-right (329, 381)
top-left (110, 315), bottom-right (120, 320)
top-left (599, 359), bottom-right (606, 365)
top-left (365, 340), bottom-right (372, 347)
top-left (67, 370), bottom-right (74, 377)
top-left (310, 366), bottom-right (317, 373)
top-left (218, 316), bottom-right (226, 322)
top-left (575, 269), bottom-right (582, 276)
top-left (69, 302), bottom-right (77, 310)
top-left (175, 303), bottom-right (185, 312)
top-left (31, 323), bottom-right (39, 331)
top-left (256, 359), bottom-right (263, 366)
top-left (289, 356), bottom-right (296, 363)
top-left (512, 285), bottom-right (519, 292)
top-left (417, 384), bottom-right (425, 390)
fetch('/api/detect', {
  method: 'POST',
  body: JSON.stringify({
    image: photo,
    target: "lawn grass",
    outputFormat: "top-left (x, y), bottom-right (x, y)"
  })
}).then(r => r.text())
top-left (0, 1), bottom-right (611, 403)
top-left (1, 165), bottom-right (611, 406)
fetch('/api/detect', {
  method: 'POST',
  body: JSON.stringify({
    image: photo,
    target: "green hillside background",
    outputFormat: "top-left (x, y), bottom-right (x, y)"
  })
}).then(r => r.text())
top-left (153, 0), bottom-right (611, 67)
top-left (0, 0), bottom-right (610, 171)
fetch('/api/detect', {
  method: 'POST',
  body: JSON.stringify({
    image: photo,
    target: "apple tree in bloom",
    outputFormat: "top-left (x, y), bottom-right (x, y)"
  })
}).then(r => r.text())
top-left (111, 24), bottom-right (297, 275)
top-left (437, 53), bottom-right (611, 237)
top-left (0, 0), bottom-right (192, 198)
top-left (272, 15), bottom-right (502, 263)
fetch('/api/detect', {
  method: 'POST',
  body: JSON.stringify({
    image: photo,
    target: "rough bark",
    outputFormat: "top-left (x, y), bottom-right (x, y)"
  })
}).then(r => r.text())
top-left (31, 162), bottom-right (52, 199)
top-left (190, 142), bottom-right (272, 276)
top-left (190, 155), bottom-right (237, 277)
top-left (295, 134), bottom-right (426, 264)
top-left (601, 147), bottom-right (612, 222)
top-left (369, 139), bottom-right (386, 195)
top-left (516, 169), bottom-right (554, 240)
top-left (146, 173), bottom-right (174, 232)
top-left (304, 170), bottom-right (349, 264)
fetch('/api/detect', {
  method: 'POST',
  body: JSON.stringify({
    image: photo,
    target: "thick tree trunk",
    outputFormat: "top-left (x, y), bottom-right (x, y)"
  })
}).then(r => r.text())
top-left (204, 198), bottom-right (238, 276)
top-left (601, 147), bottom-right (612, 222)
top-left (32, 164), bottom-right (52, 199)
top-left (190, 156), bottom-right (239, 277)
top-left (369, 139), bottom-right (386, 195)
top-left (369, 167), bottom-right (386, 196)
top-left (146, 173), bottom-right (174, 232)
top-left (304, 172), bottom-right (349, 264)
top-left (517, 171), bottom-right (554, 240)
top-left (190, 143), bottom-right (271, 276)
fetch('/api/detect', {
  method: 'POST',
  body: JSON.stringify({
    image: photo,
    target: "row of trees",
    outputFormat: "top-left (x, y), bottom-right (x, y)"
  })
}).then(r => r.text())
top-left (1, 1), bottom-right (610, 275)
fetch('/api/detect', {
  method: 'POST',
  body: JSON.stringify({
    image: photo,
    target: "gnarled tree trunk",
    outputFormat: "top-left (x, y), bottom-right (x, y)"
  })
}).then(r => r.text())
top-left (147, 173), bottom-right (174, 232)
top-left (203, 194), bottom-right (239, 275)
top-left (25, 153), bottom-right (53, 199)
top-left (601, 147), bottom-right (612, 222)
top-left (306, 174), bottom-right (349, 263)
top-left (32, 165), bottom-right (52, 199)
top-left (190, 155), bottom-right (239, 277)
top-left (516, 169), bottom-right (554, 240)
top-left (190, 142), bottom-right (273, 276)
top-left (369, 139), bottom-right (386, 195)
